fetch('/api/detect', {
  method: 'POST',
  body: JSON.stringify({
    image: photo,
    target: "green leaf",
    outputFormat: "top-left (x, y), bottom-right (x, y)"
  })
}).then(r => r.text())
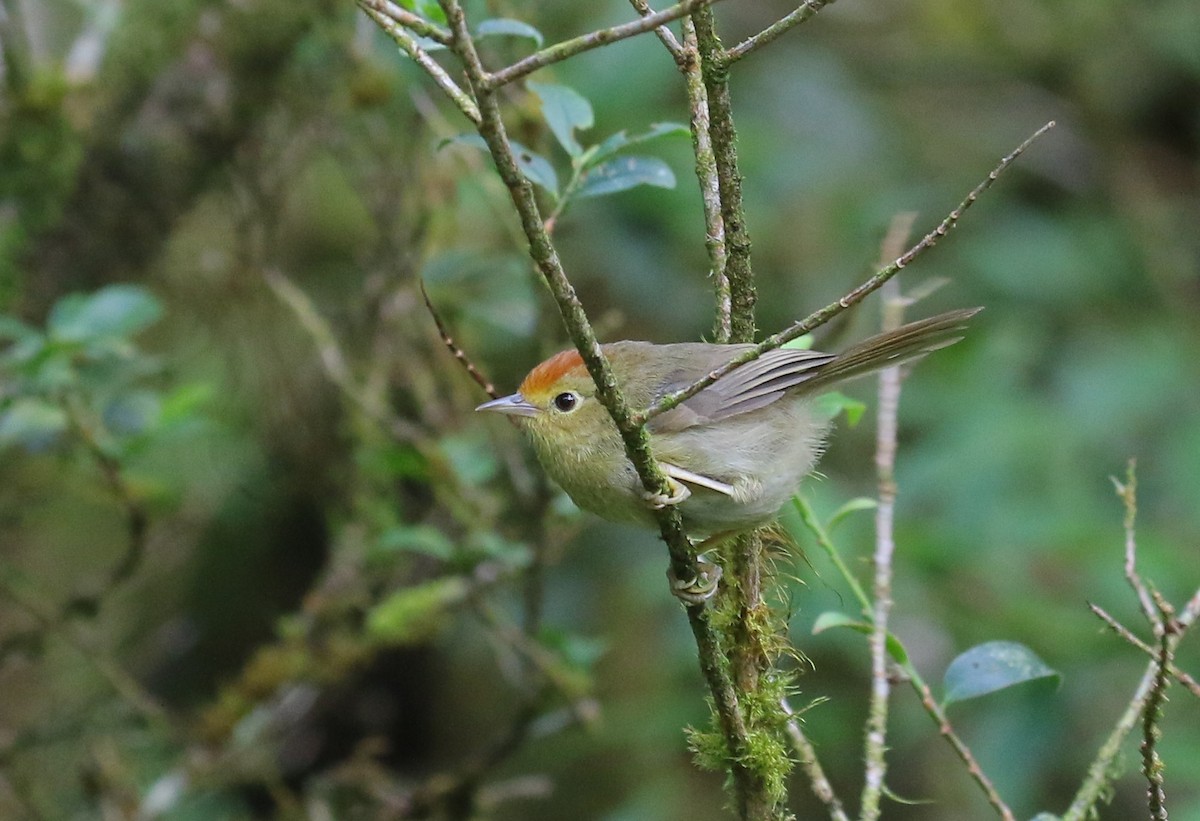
top-left (942, 641), bottom-right (1060, 707)
top-left (442, 134), bottom-right (558, 195)
top-left (827, 497), bottom-right (877, 530)
top-left (367, 578), bottom-right (469, 644)
top-left (528, 81), bottom-right (593, 157)
top-left (47, 285), bottom-right (162, 344)
top-left (589, 121), bottom-right (689, 164)
top-left (576, 156), bottom-right (675, 199)
top-left (377, 525), bottom-right (456, 560)
top-left (813, 390), bottom-right (866, 427)
top-left (399, 0), bottom-right (446, 25)
top-left (0, 397), bottom-right (69, 449)
top-left (811, 611), bottom-right (909, 665)
top-left (475, 18), bottom-right (544, 46)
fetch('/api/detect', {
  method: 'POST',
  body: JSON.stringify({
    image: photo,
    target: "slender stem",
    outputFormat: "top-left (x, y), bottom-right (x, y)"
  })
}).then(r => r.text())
top-left (627, 0), bottom-right (685, 59)
top-left (361, 5), bottom-right (481, 125)
top-left (483, 0), bottom-right (725, 90)
top-left (1113, 459), bottom-right (1160, 632)
top-left (791, 495), bottom-right (871, 614)
top-left (1089, 603), bottom-right (1200, 697)
top-left (633, 121), bottom-right (1055, 427)
top-left (723, 1), bottom-right (836, 65)
top-left (906, 668), bottom-right (1016, 820)
top-left (691, 6), bottom-right (755, 341)
top-left (781, 698), bottom-right (851, 821)
top-left (860, 232), bottom-right (908, 821)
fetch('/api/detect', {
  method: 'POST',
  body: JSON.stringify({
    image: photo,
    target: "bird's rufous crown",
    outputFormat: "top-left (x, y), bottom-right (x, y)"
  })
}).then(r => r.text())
top-left (520, 349), bottom-right (584, 399)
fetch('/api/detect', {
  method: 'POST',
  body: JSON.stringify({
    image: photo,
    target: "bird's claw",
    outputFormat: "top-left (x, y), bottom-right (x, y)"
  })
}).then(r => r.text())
top-left (644, 476), bottom-right (691, 509)
top-left (668, 553), bottom-right (723, 605)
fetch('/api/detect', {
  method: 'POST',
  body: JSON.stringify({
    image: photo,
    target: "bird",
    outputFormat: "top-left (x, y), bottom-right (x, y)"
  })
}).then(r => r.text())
top-left (478, 307), bottom-right (980, 599)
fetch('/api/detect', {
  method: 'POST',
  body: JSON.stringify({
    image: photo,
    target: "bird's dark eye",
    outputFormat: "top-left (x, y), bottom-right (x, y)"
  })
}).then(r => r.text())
top-left (552, 392), bottom-right (579, 412)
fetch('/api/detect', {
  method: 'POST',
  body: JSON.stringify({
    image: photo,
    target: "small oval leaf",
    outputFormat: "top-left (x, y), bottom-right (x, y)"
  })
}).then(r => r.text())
top-left (811, 611), bottom-right (909, 665)
top-left (576, 156), bottom-right (675, 199)
top-left (589, 121), bottom-right (690, 164)
top-left (475, 18), bottom-right (544, 46)
top-left (943, 641), bottom-right (1060, 706)
top-left (528, 81), bottom-right (593, 158)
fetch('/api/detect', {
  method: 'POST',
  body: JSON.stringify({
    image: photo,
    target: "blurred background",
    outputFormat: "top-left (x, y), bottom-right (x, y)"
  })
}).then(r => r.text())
top-left (1, 0), bottom-right (1198, 818)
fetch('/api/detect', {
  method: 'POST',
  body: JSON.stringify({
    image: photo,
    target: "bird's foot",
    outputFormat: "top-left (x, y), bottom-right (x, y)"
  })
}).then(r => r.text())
top-left (644, 476), bottom-right (691, 509)
top-left (668, 553), bottom-right (723, 605)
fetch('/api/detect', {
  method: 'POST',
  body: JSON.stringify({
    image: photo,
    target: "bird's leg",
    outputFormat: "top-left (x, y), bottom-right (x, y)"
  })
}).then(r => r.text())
top-left (666, 530), bottom-right (740, 604)
top-left (643, 474), bottom-right (691, 509)
top-left (668, 551), bottom-right (723, 605)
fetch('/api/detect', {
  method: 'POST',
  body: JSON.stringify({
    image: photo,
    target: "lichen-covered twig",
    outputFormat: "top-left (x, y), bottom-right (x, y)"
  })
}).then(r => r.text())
top-left (1089, 602), bottom-right (1200, 697)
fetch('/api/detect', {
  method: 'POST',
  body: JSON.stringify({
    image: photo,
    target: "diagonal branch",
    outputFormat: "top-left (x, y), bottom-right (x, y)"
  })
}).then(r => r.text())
top-left (627, 0), bottom-right (685, 60)
top-left (361, 4), bottom-right (481, 125)
top-left (357, 0), bottom-right (451, 44)
top-left (483, 0), bottom-right (726, 90)
top-left (633, 121), bottom-right (1056, 427)
top-left (433, 2), bottom-right (762, 813)
top-left (722, 0), bottom-right (837, 65)
top-left (1089, 603), bottom-right (1200, 698)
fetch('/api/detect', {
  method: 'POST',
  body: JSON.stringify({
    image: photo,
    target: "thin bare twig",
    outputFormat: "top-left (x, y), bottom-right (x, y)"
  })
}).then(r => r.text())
top-left (483, 0), bottom-right (725, 90)
top-left (1112, 459), bottom-right (1160, 632)
top-left (860, 220), bottom-right (911, 821)
top-left (418, 279), bottom-right (499, 399)
top-left (781, 698), bottom-right (850, 821)
top-left (633, 121), bottom-right (1056, 427)
top-left (723, 1), bottom-right (836, 64)
top-left (627, 0), bottom-right (685, 59)
top-left (361, 5), bottom-right (481, 125)
top-left (906, 669), bottom-right (1016, 820)
top-left (1089, 603), bottom-right (1200, 697)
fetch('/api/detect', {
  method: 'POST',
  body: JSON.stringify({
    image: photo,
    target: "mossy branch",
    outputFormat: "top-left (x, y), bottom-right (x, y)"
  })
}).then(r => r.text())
top-left (429, 1), bottom-right (763, 815)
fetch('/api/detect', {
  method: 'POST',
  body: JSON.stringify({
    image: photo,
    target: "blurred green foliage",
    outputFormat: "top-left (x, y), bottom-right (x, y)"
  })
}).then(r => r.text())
top-left (1, 0), bottom-right (1198, 819)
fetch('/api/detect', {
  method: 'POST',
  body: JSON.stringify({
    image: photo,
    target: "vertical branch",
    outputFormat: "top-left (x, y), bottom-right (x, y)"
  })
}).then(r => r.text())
top-left (1141, 603), bottom-right (1172, 821)
top-left (430, 3), bottom-right (769, 816)
top-left (679, 18), bottom-right (730, 342)
top-left (690, 7), bottom-right (755, 341)
top-left (860, 218), bottom-right (912, 820)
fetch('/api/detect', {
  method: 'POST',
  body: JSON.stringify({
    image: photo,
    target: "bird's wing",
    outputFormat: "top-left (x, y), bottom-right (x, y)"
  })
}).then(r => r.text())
top-left (649, 347), bottom-right (835, 433)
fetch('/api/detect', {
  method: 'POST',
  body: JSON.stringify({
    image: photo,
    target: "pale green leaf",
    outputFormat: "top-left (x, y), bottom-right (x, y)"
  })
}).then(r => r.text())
top-left (811, 611), bottom-right (908, 664)
top-left (475, 18), bottom-right (544, 46)
top-left (576, 156), bottom-right (675, 199)
top-left (943, 641), bottom-right (1060, 706)
top-left (528, 81), bottom-right (593, 157)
